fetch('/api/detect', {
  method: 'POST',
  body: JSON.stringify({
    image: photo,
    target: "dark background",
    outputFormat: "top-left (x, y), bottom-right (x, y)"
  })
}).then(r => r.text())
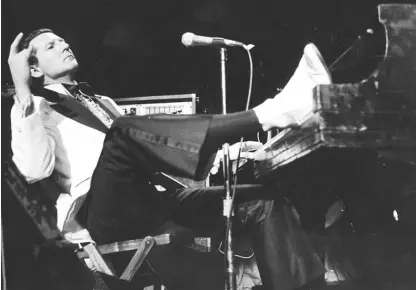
top-left (2, 0), bottom-right (400, 113)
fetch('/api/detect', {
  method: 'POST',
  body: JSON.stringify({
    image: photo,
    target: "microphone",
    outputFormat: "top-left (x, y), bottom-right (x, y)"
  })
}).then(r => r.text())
top-left (181, 32), bottom-right (244, 48)
top-left (360, 29), bottom-right (375, 39)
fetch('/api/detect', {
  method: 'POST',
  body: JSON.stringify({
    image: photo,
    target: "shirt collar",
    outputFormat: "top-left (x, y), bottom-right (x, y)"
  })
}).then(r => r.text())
top-left (44, 82), bottom-right (94, 98)
top-left (44, 83), bottom-right (71, 96)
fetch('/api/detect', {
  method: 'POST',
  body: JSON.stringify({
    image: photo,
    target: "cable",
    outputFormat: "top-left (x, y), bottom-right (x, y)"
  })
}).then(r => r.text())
top-left (223, 45), bottom-right (254, 264)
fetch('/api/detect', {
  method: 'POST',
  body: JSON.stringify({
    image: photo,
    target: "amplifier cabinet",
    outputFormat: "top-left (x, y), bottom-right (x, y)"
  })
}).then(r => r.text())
top-left (113, 94), bottom-right (197, 116)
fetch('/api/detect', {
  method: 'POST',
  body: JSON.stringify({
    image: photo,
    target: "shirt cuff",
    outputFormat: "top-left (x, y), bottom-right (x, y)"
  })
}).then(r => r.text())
top-left (13, 93), bottom-right (35, 117)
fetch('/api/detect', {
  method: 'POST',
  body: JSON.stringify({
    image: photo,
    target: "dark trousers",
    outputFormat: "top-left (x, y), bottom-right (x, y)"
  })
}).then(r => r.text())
top-left (86, 116), bottom-right (325, 290)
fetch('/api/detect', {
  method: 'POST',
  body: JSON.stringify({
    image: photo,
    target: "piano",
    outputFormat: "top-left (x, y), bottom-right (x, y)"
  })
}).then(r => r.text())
top-left (253, 4), bottom-right (416, 181)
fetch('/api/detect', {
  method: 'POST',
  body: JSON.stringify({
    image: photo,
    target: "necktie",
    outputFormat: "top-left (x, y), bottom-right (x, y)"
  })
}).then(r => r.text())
top-left (63, 83), bottom-right (114, 128)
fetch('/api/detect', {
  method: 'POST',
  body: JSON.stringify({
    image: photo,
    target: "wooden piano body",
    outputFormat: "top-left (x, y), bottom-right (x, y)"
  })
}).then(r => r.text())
top-left (253, 4), bottom-right (416, 180)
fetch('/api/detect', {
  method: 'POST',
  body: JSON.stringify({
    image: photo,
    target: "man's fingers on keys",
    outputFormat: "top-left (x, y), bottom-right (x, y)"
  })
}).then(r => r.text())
top-left (242, 141), bottom-right (263, 151)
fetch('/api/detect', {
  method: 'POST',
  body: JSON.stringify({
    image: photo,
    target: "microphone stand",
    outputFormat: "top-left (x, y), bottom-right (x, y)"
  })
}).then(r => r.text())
top-left (219, 47), bottom-right (237, 290)
top-left (328, 29), bottom-right (374, 70)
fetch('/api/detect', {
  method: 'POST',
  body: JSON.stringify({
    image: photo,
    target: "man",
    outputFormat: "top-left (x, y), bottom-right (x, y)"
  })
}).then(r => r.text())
top-left (8, 28), bottom-right (331, 290)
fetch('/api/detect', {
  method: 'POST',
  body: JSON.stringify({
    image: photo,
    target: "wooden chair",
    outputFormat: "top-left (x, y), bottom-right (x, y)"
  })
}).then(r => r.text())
top-left (65, 171), bottom-right (212, 289)
top-left (75, 232), bottom-right (196, 290)
top-left (68, 172), bottom-right (208, 289)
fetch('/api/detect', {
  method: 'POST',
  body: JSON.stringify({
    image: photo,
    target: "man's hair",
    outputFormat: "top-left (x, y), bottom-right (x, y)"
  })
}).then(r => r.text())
top-left (18, 28), bottom-right (53, 52)
top-left (18, 28), bottom-right (53, 90)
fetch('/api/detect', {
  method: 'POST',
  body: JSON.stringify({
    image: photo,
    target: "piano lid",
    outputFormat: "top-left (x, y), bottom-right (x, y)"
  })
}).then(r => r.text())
top-left (369, 4), bottom-right (416, 96)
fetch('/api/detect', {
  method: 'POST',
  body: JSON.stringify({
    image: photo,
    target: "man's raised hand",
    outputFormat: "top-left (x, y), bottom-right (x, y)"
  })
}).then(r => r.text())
top-left (8, 33), bottom-right (35, 115)
top-left (8, 33), bottom-right (34, 98)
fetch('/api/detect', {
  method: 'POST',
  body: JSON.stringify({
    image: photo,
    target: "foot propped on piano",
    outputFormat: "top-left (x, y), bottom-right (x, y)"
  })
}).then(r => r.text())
top-left (254, 43), bottom-right (332, 131)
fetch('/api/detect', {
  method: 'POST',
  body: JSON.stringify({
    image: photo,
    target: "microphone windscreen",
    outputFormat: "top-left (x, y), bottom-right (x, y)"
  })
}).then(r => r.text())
top-left (182, 32), bottom-right (194, 47)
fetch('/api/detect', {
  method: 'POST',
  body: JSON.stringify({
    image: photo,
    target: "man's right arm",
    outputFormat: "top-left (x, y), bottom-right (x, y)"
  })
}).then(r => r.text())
top-left (8, 33), bottom-right (56, 183)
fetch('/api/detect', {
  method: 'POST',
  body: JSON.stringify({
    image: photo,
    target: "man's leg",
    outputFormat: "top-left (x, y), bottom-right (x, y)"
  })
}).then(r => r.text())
top-left (85, 142), bottom-right (227, 290)
top-left (96, 110), bottom-right (262, 182)
top-left (86, 116), bottom-right (264, 290)
top-left (249, 200), bottom-right (326, 290)
top-left (86, 110), bottom-right (265, 240)
top-left (167, 185), bottom-right (326, 290)
top-left (90, 42), bottom-right (332, 182)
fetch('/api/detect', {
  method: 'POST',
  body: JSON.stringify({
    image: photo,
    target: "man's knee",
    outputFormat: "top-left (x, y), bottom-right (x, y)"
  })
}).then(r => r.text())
top-left (236, 199), bottom-right (275, 225)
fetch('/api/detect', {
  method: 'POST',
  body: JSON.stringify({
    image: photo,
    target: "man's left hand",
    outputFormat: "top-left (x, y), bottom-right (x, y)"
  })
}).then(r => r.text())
top-left (210, 141), bottom-right (263, 175)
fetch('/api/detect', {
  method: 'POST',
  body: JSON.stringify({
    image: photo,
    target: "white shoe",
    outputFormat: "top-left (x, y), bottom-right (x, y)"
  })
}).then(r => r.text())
top-left (254, 43), bottom-right (332, 131)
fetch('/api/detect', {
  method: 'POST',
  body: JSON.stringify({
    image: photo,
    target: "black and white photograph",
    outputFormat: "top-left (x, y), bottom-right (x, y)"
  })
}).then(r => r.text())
top-left (2, 0), bottom-right (416, 289)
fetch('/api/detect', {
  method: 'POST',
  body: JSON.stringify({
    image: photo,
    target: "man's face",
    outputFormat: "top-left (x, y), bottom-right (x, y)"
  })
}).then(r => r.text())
top-left (30, 32), bottom-right (78, 82)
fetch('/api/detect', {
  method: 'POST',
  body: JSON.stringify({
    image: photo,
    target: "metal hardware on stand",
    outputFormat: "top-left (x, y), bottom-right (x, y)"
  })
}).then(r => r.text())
top-left (219, 47), bottom-right (237, 290)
